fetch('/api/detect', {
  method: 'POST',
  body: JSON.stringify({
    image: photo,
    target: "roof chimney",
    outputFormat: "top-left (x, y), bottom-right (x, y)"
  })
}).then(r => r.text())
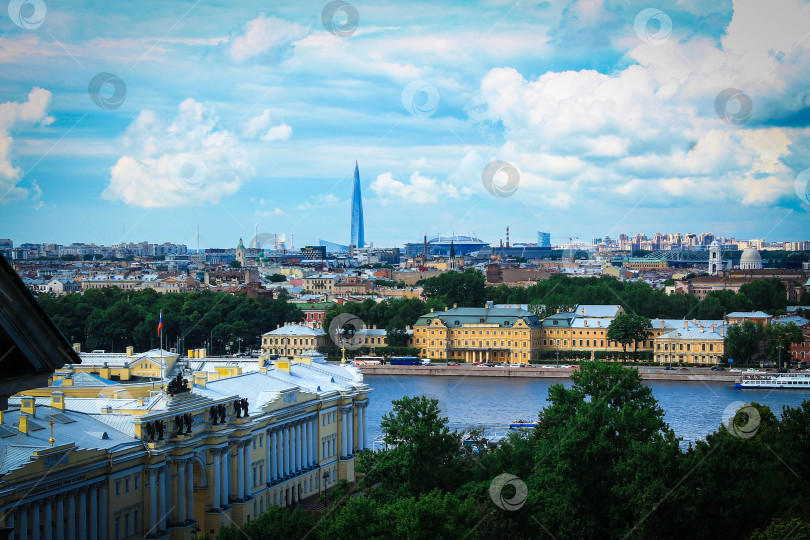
top-left (19, 415), bottom-right (30, 435)
top-left (661, 320), bottom-right (665, 329)
top-left (20, 396), bottom-right (35, 417)
top-left (684, 320), bottom-right (688, 328)
top-left (453, 303), bottom-right (458, 309)
top-left (51, 391), bottom-right (65, 411)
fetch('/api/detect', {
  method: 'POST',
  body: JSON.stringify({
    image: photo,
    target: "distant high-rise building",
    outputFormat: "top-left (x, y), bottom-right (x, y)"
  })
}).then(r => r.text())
top-left (537, 232), bottom-right (551, 248)
top-left (350, 162), bottom-right (365, 248)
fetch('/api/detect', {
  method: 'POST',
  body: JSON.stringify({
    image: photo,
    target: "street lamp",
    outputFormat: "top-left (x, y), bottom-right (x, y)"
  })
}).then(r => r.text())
top-left (322, 470), bottom-right (330, 491)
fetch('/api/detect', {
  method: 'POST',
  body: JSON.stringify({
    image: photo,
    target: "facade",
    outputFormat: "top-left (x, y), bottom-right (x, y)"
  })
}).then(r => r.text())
top-left (654, 324), bottom-right (726, 364)
top-left (623, 257), bottom-right (668, 270)
top-left (302, 274), bottom-right (339, 295)
top-left (334, 277), bottom-right (375, 295)
top-left (1, 356), bottom-right (370, 540)
top-left (537, 232), bottom-right (551, 248)
top-left (261, 325), bottom-right (331, 356)
top-left (350, 162), bottom-right (365, 248)
top-left (708, 240), bottom-right (722, 275)
top-left (725, 311), bottom-right (773, 325)
top-left (413, 303), bottom-right (542, 363)
top-left (299, 302), bottom-right (337, 326)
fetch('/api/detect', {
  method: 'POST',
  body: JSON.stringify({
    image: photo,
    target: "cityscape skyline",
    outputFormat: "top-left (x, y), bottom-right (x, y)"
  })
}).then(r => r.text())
top-left (1, 1), bottom-right (809, 248)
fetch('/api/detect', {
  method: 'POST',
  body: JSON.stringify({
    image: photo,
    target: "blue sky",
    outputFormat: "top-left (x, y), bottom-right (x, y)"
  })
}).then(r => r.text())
top-left (0, 0), bottom-right (809, 249)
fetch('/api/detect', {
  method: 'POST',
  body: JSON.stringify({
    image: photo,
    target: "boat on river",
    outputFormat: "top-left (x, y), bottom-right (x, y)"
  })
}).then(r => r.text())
top-left (735, 372), bottom-right (810, 389)
top-left (509, 419), bottom-right (538, 429)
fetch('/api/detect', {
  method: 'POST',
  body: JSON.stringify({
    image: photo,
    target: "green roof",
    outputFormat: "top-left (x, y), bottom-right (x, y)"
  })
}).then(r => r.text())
top-left (415, 306), bottom-right (540, 328)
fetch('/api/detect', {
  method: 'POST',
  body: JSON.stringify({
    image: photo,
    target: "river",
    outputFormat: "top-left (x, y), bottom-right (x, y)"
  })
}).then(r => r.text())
top-left (363, 375), bottom-right (810, 448)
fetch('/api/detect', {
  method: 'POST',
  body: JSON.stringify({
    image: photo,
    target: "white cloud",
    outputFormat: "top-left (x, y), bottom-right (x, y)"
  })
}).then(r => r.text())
top-left (103, 99), bottom-right (253, 208)
top-left (255, 208), bottom-right (284, 217)
top-left (0, 87), bottom-right (53, 203)
top-left (297, 193), bottom-right (342, 211)
top-left (471, 0), bottom-right (810, 209)
top-left (371, 172), bottom-right (474, 205)
top-left (242, 110), bottom-right (292, 142)
top-left (228, 14), bottom-right (307, 63)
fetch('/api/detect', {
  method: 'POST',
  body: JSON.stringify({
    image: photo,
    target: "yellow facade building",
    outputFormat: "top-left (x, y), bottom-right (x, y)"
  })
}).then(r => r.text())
top-left (0, 354), bottom-right (369, 539)
top-left (413, 303), bottom-right (542, 363)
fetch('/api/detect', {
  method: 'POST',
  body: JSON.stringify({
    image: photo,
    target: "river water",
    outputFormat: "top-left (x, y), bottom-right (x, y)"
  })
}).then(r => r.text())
top-left (363, 375), bottom-right (810, 448)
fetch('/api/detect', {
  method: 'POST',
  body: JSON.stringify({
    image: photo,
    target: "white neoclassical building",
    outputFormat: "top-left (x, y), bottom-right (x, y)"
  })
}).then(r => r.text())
top-left (1, 354), bottom-right (369, 539)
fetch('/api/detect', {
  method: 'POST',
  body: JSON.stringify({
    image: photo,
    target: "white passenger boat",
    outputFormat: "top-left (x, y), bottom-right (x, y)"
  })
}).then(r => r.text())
top-left (735, 372), bottom-right (810, 389)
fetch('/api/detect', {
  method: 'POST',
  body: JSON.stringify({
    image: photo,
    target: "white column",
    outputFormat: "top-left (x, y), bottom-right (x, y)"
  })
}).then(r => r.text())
top-left (245, 441), bottom-right (252, 497)
top-left (362, 404), bottom-right (367, 450)
top-left (55, 495), bottom-right (64, 540)
top-left (78, 489), bottom-right (87, 540)
top-left (98, 485), bottom-right (107, 540)
top-left (43, 498), bottom-right (52, 540)
top-left (177, 461), bottom-right (186, 523)
top-left (283, 426), bottom-right (290, 477)
top-left (220, 447), bottom-right (228, 506)
top-left (264, 431), bottom-right (273, 484)
top-left (294, 424), bottom-right (301, 472)
top-left (269, 430), bottom-right (277, 482)
top-left (310, 417), bottom-right (316, 465)
top-left (341, 411), bottom-right (348, 457)
top-left (67, 492), bottom-right (75, 540)
top-left (158, 468), bottom-right (172, 531)
top-left (348, 406), bottom-right (354, 455)
top-left (237, 443), bottom-right (245, 500)
top-left (18, 505), bottom-right (27, 540)
top-left (356, 407), bottom-right (363, 451)
top-left (185, 459), bottom-right (194, 522)
top-left (89, 486), bottom-right (98, 540)
top-left (300, 422), bottom-right (306, 469)
top-left (212, 450), bottom-right (221, 509)
top-left (31, 502), bottom-right (39, 540)
top-left (157, 468), bottom-right (166, 532)
top-left (147, 473), bottom-right (156, 532)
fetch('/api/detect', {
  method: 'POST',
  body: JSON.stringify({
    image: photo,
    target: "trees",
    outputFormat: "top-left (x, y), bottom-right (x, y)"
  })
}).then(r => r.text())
top-left (229, 260), bottom-right (242, 268)
top-left (527, 362), bottom-right (681, 538)
top-left (421, 269), bottom-right (486, 307)
top-left (606, 313), bottom-right (652, 357)
top-left (766, 322), bottom-right (804, 366)
top-left (726, 320), bottom-right (768, 364)
top-left (268, 273), bottom-right (286, 282)
top-left (38, 288), bottom-right (303, 353)
top-left (360, 395), bottom-right (463, 497)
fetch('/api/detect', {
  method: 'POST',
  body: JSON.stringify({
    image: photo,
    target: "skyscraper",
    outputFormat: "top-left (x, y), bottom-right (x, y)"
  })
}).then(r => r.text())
top-left (537, 231), bottom-right (550, 248)
top-left (350, 161), bottom-right (365, 248)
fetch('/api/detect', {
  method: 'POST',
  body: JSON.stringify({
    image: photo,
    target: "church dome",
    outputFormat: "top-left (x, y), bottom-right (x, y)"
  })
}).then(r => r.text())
top-left (740, 248), bottom-right (761, 263)
top-left (740, 248), bottom-right (762, 270)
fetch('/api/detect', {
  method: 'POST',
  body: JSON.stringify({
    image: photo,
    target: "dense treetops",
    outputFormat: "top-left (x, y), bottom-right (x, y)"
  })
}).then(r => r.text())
top-left (37, 287), bottom-right (303, 353)
top-left (216, 362), bottom-right (810, 539)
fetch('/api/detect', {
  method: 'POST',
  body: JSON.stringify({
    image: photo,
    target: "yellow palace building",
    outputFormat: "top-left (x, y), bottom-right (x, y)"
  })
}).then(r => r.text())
top-left (0, 352), bottom-right (369, 540)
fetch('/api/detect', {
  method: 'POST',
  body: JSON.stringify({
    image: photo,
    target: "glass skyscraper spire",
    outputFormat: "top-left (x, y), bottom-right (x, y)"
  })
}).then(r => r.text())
top-left (350, 161), bottom-right (365, 248)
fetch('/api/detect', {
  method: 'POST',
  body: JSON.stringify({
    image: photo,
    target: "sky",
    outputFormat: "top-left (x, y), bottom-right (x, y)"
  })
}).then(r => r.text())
top-left (0, 0), bottom-right (809, 249)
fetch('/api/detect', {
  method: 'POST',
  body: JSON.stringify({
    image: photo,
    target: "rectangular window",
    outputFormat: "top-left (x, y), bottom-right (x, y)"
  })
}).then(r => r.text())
top-left (134, 510), bottom-right (139, 533)
top-left (115, 481), bottom-right (120, 496)
top-left (115, 517), bottom-right (120, 540)
top-left (125, 478), bottom-right (130, 493)
top-left (134, 475), bottom-right (139, 489)
top-left (124, 514), bottom-right (130, 537)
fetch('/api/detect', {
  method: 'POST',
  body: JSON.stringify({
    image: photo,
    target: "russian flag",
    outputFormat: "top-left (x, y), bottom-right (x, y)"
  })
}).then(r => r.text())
top-left (158, 310), bottom-right (163, 337)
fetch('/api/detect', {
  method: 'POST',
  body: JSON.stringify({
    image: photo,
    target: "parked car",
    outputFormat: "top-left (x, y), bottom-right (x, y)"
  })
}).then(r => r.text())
top-left (710, 366), bottom-right (726, 371)
top-left (420, 359), bottom-right (433, 366)
top-left (447, 361), bottom-right (460, 366)
top-left (664, 366), bottom-right (676, 370)
top-left (729, 368), bottom-right (742, 372)
top-left (679, 367), bottom-right (691, 372)
top-left (483, 362), bottom-right (497, 367)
